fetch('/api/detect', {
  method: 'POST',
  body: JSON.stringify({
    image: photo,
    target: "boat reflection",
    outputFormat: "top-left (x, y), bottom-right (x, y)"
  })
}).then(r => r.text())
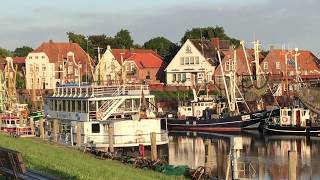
top-left (168, 131), bottom-right (320, 179)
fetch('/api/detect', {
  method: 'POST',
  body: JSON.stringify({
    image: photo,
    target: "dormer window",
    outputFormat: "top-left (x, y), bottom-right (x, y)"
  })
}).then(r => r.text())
top-left (276, 62), bottom-right (281, 70)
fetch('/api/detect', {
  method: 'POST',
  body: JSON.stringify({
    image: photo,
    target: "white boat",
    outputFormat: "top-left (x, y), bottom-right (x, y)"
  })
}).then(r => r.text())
top-left (45, 83), bottom-right (168, 149)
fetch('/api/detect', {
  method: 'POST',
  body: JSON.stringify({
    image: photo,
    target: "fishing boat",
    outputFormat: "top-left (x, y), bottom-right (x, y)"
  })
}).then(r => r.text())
top-left (45, 83), bottom-right (169, 149)
top-left (166, 41), bottom-right (279, 132)
top-left (264, 47), bottom-right (320, 136)
top-left (264, 106), bottom-right (320, 135)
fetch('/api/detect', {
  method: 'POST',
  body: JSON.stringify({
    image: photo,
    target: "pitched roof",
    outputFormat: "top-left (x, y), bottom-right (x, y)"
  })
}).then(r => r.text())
top-left (32, 40), bottom-right (93, 64)
top-left (111, 49), bottom-right (164, 69)
top-left (13, 57), bottom-right (26, 64)
top-left (189, 39), bottom-right (216, 60)
top-left (262, 49), bottom-right (320, 75)
top-left (214, 48), bottom-right (261, 76)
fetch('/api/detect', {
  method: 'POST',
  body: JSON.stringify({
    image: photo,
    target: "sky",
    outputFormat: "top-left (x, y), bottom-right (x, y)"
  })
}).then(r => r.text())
top-left (0, 0), bottom-right (320, 54)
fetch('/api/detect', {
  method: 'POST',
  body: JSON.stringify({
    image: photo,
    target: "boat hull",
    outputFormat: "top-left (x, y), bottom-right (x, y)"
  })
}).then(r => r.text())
top-left (265, 125), bottom-right (320, 136)
top-left (166, 110), bottom-right (275, 132)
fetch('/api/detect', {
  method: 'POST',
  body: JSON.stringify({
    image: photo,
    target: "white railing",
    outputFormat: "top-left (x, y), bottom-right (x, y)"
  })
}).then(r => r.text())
top-left (53, 84), bottom-right (150, 98)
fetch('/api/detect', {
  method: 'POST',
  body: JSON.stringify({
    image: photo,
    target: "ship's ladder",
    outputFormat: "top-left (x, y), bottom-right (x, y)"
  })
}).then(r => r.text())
top-left (96, 85), bottom-right (127, 120)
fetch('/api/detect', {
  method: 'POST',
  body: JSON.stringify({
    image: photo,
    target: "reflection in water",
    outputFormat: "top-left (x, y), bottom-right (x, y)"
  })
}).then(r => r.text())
top-left (167, 132), bottom-right (320, 179)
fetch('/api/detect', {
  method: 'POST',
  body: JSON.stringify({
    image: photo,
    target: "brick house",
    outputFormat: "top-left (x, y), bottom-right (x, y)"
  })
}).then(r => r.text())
top-left (25, 40), bottom-right (94, 89)
top-left (261, 49), bottom-right (320, 81)
top-left (214, 48), bottom-right (264, 84)
top-left (95, 46), bottom-right (165, 84)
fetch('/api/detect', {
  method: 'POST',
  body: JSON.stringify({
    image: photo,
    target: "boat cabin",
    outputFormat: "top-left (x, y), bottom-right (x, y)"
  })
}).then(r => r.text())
top-left (280, 107), bottom-right (310, 127)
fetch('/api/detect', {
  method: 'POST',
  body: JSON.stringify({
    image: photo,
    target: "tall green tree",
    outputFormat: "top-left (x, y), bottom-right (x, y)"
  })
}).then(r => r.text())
top-left (88, 34), bottom-right (115, 50)
top-left (180, 26), bottom-right (240, 47)
top-left (13, 46), bottom-right (33, 57)
top-left (144, 37), bottom-right (179, 64)
top-left (67, 32), bottom-right (94, 58)
top-left (0, 47), bottom-right (12, 58)
top-left (114, 29), bottom-right (134, 49)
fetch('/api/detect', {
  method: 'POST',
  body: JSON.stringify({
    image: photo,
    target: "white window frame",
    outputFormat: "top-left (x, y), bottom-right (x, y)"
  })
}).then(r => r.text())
top-left (276, 62), bottom-right (281, 70)
top-left (264, 62), bottom-right (268, 70)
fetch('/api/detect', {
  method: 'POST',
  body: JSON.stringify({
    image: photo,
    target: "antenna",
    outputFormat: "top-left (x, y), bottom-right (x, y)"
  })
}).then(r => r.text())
top-left (200, 28), bottom-right (204, 55)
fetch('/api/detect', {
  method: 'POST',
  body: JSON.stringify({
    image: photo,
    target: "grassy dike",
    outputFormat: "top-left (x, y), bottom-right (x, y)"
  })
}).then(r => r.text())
top-left (0, 135), bottom-right (181, 180)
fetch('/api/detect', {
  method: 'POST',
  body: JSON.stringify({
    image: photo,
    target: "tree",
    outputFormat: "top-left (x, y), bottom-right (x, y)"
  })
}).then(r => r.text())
top-left (180, 26), bottom-right (240, 47)
top-left (67, 32), bottom-right (94, 58)
top-left (13, 46), bottom-right (33, 57)
top-left (88, 34), bottom-right (115, 49)
top-left (114, 29), bottom-right (134, 49)
top-left (0, 47), bottom-right (12, 58)
top-left (144, 37), bottom-right (179, 64)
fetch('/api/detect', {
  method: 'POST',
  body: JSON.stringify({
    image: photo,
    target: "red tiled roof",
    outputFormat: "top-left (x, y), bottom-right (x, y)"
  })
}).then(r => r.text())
top-left (261, 49), bottom-right (320, 75)
top-left (111, 49), bottom-right (164, 69)
top-left (13, 57), bottom-right (26, 64)
top-left (31, 41), bottom-right (94, 71)
top-left (214, 48), bottom-right (262, 76)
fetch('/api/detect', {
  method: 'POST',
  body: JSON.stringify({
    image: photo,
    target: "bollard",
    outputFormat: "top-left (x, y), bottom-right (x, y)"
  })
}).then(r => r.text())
top-left (53, 119), bottom-right (58, 142)
top-left (288, 151), bottom-right (297, 180)
top-left (39, 118), bottom-right (45, 139)
top-left (108, 125), bottom-right (114, 153)
top-left (150, 132), bottom-right (157, 160)
top-left (29, 118), bottom-right (35, 135)
top-left (76, 122), bottom-right (81, 147)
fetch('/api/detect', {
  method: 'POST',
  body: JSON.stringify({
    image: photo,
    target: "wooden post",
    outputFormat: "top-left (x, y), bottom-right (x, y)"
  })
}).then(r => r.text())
top-left (39, 118), bottom-right (45, 139)
top-left (53, 119), bottom-right (58, 142)
top-left (150, 132), bottom-right (157, 160)
top-left (29, 118), bottom-right (35, 135)
top-left (76, 122), bottom-right (81, 147)
top-left (288, 151), bottom-right (297, 180)
top-left (108, 125), bottom-right (114, 153)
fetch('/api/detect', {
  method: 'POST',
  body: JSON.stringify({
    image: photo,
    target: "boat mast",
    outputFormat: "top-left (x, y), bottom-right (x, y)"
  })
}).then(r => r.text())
top-left (217, 50), bottom-right (232, 111)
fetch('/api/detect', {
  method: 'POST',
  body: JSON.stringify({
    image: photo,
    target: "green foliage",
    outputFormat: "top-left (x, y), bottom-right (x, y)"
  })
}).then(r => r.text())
top-left (13, 46), bottom-right (33, 57)
top-left (0, 47), bottom-right (12, 58)
top-left (67, 32), bottom-right (94, 58)
top-left (114, 29), bottom-right (134, 49)
top-left (151, 91), bottom-right (193, 101)
top-left (144, 37), bottom-right (179, 64)
top-left (0, 135), bottom-right (176, 180)
top-left (16, 73), bottom-right (26, 89)
top-left (180, 26), bottom-right (240, 47)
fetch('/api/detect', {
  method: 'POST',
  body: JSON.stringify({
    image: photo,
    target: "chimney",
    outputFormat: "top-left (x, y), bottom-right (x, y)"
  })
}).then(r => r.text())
top-left (49, 40), bottom-right (53, 43)
top-left (107, 45), bottom-right (111, 51)
top-left (211, 38), bottom-right (220, 49)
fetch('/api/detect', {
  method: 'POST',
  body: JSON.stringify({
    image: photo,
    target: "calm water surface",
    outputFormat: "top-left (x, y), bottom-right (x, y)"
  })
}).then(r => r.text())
top-left (165, 131), bottom-right (320, 179)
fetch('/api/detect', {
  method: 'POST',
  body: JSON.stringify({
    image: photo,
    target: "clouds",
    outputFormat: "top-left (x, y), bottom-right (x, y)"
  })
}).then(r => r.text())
top-left (0, 0), bottom-right (320, 54)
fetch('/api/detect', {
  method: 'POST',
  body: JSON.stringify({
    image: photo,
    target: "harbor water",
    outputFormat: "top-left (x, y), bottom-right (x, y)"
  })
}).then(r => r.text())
top-left (164, 131), bottom-right (320, 179)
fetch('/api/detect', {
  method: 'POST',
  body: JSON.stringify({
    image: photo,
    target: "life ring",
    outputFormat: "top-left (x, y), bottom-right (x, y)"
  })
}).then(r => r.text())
top-left (281, 116), bottom-right (289, 123)
top-left (96, 112), bottom-right (102, 120)
top-left (196, 110), bottom-right (201, 116)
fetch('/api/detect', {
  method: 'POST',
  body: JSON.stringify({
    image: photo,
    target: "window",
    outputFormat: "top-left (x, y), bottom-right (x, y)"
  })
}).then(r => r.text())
top-left (177, 73), bottom-right (181, 81)
top-left (181, 73), bottom-right (186, 82)
top-left (35, 56), bottom-right (38, 59)
top-left (91, 124), bottom-right (100, 133)
top-left (225, 61), bottom-right (230, 71)
top-left (276, 62), bottom-right (281, 70)
top-left (42, 64), bottom-right (46, 71)
top-left (180, 57), bottom-right (184, 65)
top-left (263, 62), bottom-right (268, 70)
top-left (184, 57), bottom-right (190, 65)
top-left (146, 72), bottom-right (150, 80)
top-left (29, 56), bottom-right (32, 59)
top-left (190, 57), bottom-right (194, 64)
top-left (195, 57), bottom-right (199, 64)
top-left (130, 64), bottom-right (135, 71)
top-left (173, 74), bottom-right (177, 81)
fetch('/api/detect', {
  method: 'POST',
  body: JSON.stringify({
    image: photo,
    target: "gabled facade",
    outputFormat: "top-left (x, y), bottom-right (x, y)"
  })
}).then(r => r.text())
top-left (165, 39), bottom-right (217, 86)
top-left (214, 49), bottom-right (264, 76)
top-left (261, 49), bottom-right (320, 81)
top-left (25, 40), bottom-right (93, 89)
top-left (95, 46), bottom-right (165, 85)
